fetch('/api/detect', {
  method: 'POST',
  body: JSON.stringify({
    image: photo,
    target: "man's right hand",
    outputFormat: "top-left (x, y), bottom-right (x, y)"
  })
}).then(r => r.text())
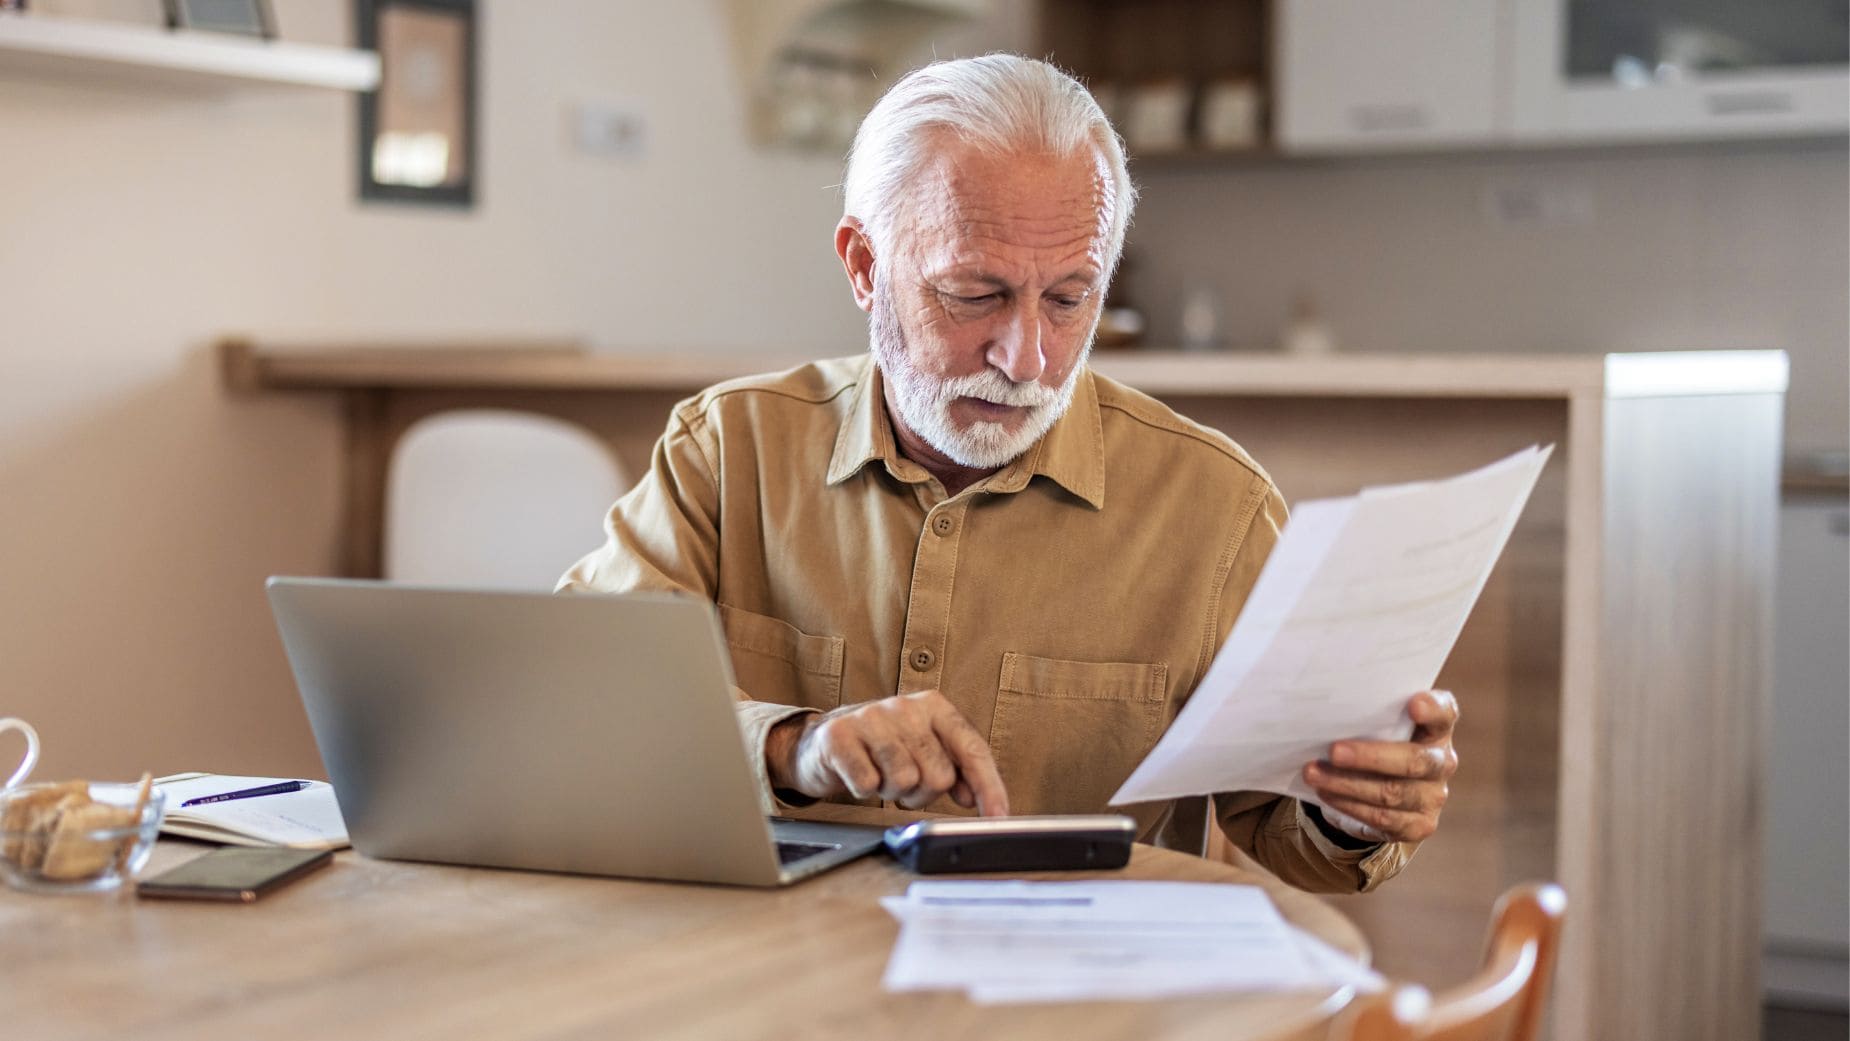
top-left (765, 690), bottom-right (1010, 817)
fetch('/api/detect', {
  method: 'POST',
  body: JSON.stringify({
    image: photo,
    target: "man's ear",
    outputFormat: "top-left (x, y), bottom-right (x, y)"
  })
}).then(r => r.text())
top-left (835, 218), bottom-right (876, 314)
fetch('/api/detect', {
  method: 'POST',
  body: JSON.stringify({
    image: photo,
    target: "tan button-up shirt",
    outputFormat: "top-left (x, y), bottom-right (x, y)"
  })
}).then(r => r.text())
top-left (559, 355), bottom-right (1411, 893)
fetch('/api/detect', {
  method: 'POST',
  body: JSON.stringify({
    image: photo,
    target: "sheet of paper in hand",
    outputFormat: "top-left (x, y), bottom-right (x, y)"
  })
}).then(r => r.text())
top-left (1111, 444), bottom-right (1552, 808)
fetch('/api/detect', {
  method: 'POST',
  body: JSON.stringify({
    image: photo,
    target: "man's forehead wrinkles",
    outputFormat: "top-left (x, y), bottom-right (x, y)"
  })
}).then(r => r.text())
top-left (892, 141), bottom-right (1114, 297)
top-left (939, 235), bottom-right (1100, 270)
top-left (944, 206), bottom-right (1105, 246)
top-left (941, 189), bottom-right (1108, 223)
top-left (945, 245), bottom-right (1099, 271)
top-left (951, 206), bottom-right (1099, 231)
top-left (942, 229), bottom-right (1103, 262)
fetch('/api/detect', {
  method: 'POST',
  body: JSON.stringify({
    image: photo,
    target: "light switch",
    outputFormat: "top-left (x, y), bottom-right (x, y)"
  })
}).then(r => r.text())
top-left (1481, 179), bottom-right (1594, 228)
top-left (573, 101), bottom-right (647, 159)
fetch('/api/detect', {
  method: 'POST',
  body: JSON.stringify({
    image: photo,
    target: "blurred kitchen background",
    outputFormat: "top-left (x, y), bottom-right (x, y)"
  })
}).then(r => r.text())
top-left (0, 0), bottom-right (1843, 1035)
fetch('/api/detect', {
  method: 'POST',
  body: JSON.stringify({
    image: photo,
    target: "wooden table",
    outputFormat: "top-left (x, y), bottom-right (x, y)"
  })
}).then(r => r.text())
top-left (0, 804), bottom-right (1366, 1041)
top-left (221, 340), bottom-right (1791, 1041)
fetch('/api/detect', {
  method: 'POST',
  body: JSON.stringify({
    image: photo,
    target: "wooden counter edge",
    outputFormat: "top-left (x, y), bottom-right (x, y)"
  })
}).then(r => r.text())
top-left (217, 339), bottom-right (1792, 401)
top-left (216, 338), bottom-right (1626, 399)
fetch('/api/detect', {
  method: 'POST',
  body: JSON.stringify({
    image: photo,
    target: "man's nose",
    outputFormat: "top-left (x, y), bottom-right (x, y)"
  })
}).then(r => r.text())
top-left (986, 302), bottom-right (1047, 384)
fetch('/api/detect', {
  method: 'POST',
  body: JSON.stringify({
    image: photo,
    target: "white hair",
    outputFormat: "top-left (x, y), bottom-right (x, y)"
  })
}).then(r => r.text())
top-left (842, 54), bottom-right (1137, 276)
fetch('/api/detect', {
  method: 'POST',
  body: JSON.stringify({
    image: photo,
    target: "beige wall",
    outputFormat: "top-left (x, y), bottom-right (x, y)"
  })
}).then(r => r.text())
top-left (0, 1), bottom-right (886, 780)
top-left (1126, 142), bottom-right (1849, 454)
top-left (2, 1), bottom-right (1842, 787)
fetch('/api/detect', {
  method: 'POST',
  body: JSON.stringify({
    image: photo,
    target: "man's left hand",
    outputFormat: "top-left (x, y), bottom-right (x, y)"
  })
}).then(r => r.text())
top-left (1301, 690), bottom-right (1459, 845)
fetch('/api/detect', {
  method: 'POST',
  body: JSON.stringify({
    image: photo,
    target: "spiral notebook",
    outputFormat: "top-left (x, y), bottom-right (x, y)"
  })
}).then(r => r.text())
top-left (153, 773), bottom-right (350, 850)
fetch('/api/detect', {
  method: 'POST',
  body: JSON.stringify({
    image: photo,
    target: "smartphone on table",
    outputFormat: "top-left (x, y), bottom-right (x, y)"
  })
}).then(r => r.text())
top-left (137, 847), bottom-right (333, 902)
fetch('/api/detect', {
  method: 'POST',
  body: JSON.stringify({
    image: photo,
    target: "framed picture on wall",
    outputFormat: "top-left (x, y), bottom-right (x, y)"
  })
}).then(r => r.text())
top-left (357, 0), bottom-right (476, 208)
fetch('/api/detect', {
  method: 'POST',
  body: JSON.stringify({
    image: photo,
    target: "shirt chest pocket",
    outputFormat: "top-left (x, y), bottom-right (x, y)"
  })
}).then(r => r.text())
top-left (718, 605), bottom-right (845, 711)
top-left (988, 652), bottom-right (1169, 817)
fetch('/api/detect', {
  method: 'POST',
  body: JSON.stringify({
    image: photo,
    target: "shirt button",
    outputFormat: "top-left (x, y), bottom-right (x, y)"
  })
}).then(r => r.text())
top-left (909, 648), bottom-right (935, 672)
top-left (932, 514), bottom-right (955, 536)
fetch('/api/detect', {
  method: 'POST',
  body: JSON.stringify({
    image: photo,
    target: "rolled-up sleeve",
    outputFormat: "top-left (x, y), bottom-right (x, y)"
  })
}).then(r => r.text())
top-left (1215, 790), bottom-right (1414, 893)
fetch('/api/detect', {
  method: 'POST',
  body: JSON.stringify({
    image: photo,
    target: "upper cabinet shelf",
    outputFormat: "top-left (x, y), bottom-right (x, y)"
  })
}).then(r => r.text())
top-left (1038, 0), bottom-right (1274, 158)
top-left (1036, 0), bottom-right (1848, 158)
top-left (0, 12), bottom-right (380, 93)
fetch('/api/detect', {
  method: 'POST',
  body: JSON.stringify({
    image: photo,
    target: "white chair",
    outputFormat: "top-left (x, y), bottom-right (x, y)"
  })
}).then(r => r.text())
top-left (384, 409), bottom-right (626, 590)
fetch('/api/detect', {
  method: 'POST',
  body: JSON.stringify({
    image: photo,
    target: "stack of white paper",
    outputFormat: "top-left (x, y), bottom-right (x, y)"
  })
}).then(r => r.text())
top-left (1112, 445), bottom-right (1552, 809)
top-left (880, 880), bottom-right (1382, 1004)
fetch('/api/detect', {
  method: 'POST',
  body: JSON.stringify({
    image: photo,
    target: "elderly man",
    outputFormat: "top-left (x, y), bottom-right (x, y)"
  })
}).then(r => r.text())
top-left (559, 55), bottom-right (1457, 893)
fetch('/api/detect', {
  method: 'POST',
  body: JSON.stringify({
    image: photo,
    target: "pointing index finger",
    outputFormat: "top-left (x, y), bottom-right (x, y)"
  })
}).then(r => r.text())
top-left (928, 703), bottom-right (1010, 817)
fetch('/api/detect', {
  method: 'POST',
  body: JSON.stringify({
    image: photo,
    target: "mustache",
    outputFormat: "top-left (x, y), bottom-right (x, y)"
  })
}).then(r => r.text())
top-left (930, 367), bottom-right (1061, 409)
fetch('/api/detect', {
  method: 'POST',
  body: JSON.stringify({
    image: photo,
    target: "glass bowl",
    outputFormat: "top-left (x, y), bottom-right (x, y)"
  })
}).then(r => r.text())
top-left (0, 781), bottom-right (166, 893)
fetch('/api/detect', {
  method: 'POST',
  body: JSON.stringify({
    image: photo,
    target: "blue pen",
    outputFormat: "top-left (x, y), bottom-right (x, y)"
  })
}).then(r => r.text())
top-left (180, 780), bottom-right (312, 807)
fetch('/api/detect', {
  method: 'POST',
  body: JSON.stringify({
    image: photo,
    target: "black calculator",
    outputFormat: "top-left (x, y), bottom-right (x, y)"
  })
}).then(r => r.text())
top-left (883, 814), bottom-right (1136, 873)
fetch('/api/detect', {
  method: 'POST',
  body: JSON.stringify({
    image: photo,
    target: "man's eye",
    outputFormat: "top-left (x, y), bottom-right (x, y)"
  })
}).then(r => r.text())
top-left (1048, 296), bottom-right (1082, 310)
top-left (943, 293), bottom-right (1002, 315)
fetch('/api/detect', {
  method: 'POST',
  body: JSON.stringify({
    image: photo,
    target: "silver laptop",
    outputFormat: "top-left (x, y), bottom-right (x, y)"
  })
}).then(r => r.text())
top-left (265, 577), bottom-right (885, 886)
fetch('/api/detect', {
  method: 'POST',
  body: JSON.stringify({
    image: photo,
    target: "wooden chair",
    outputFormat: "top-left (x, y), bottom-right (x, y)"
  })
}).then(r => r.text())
top-left (1331, 882), bottom-right (1568, 1041)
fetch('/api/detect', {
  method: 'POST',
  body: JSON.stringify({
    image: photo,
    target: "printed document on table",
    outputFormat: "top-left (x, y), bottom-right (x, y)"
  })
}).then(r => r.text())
top-left (1112, 445), bottom-right (1552, 808)
top-left (880, 880), bottom-right (1344, 1002)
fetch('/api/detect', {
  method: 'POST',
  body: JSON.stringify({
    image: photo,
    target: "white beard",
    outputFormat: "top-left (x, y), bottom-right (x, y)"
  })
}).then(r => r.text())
top-left (869, 278), bottom-right (1090, 470)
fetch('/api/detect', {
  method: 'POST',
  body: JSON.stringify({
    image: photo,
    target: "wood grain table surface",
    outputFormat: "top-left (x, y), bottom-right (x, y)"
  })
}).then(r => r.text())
top-left (0, 803), bottom-right (1367, 1041)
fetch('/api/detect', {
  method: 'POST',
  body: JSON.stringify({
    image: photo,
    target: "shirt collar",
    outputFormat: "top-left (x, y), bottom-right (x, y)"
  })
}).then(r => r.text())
top-left (826, 355), bottom-right (895, 485)
top-left (827, 357), bottom-right (1106, 510)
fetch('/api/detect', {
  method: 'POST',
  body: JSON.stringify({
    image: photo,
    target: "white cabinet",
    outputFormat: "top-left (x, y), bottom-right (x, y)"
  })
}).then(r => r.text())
top-left (1508, 0), bottom-right (1850, 143)
top-left (1276, 0), bottom-right (1508, 152)
top-left (1273, 0), bottom-right (1848, 154)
